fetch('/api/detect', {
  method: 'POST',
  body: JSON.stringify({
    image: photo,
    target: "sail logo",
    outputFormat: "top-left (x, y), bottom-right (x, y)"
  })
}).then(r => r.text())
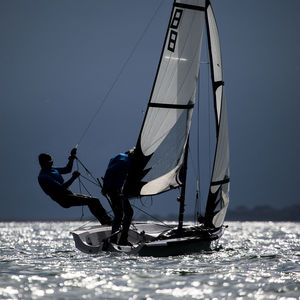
top-left (168, 9), bottom-right (183, 52)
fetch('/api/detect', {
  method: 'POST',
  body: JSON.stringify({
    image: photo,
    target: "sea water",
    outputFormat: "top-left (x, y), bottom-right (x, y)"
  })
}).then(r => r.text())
top-left (0, 221), bottom-right (299, 300)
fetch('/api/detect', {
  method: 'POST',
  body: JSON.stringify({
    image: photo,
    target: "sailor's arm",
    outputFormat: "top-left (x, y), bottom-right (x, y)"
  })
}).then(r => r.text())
top-left (56, 148), bottom-right (77, 174)
top-left (61, 171), bottom-right (80, 189)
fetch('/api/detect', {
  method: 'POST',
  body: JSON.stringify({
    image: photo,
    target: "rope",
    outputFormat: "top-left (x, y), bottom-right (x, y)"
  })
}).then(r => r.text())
top-left (78, 177), bottom-right (92, 197)
top-left (76, 157), bottom-right (99, 184)
top-left (79, 173), bottom-right (99, 186)
top-left (75, 156), bottom-right (104, 219)
top-left (75, 156), bottom-right (113, 210)
top-left (76, 0), bottom-right (165, 146)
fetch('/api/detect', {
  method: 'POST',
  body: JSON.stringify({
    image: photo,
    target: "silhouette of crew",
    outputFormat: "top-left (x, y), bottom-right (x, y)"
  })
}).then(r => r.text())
top-left (38, 148), bottom-right (111, 225)
top-left (102, 149), bottom-right (135, 246)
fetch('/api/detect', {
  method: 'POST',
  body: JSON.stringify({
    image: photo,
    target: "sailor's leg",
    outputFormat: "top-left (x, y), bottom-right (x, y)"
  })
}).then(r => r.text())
top-left (118, 197), bottom-right (133, 244)
top-left (85, 196), bottom-right (112, 225)
top-left (109, 193), bottom-right (123, 243)
top-left (58, 194), bottom-right (112, 225)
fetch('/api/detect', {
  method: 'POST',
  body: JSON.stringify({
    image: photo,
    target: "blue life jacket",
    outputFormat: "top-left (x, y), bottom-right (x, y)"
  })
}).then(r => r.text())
top-left (102, 153), bottom-right (131, 192)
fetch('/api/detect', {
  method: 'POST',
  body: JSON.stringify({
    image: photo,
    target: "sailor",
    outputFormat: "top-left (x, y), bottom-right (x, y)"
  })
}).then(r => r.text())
top-left (38, 148), bottom-right (112, 225)
top-left (102, 148), bottom-right (135, 246)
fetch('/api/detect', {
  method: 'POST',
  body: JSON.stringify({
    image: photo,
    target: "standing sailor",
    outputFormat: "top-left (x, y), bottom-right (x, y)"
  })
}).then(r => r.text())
top-left (38, 148), bottom-right (111, 225)
top-left (102, 149), bottom-right (135, 246)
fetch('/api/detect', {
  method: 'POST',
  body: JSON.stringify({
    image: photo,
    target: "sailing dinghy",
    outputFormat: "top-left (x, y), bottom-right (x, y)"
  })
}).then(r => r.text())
top-left (71, 0), bottom-right (230, 257)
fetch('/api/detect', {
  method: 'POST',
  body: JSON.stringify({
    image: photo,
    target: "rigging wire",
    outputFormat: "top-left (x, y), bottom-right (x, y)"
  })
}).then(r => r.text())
top-left (76, 158), bottom-right (85, 220)
top-left (76, 157), bottom-right (99, 185)
top-left (194, 66), bottom-right (202, 222)
top-left (131, 204), bottom-right (173, 228)
top-left (78, 173), bottom-right (99, 186)
top-left (76, 0), bottom-right (166, 147)
top-left (138, 196), bottom-right (153, 209)
top-left (78, 177), bottom-right (92, 197)
top-left (75, 156), bottom-right (112, 208)
top-left (75, 157), bottom-right (104, 220)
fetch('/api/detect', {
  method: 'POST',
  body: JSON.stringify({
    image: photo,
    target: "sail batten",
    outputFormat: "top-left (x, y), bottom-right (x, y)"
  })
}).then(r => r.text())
top-left (149, 103), bottom-right (194, 109)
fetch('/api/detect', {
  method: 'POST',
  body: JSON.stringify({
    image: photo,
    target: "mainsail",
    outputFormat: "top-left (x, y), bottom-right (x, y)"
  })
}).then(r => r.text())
top-left (125, 0), bottom-right (230, 229)
top-left (125, 0), bottom-right (206, 197)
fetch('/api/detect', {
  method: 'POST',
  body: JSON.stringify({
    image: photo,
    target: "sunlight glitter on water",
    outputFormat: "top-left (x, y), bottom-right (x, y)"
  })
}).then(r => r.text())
top-left (156, 286), bottom-right (213, 298)
top-left (0, 221), bottom-right (299, 299)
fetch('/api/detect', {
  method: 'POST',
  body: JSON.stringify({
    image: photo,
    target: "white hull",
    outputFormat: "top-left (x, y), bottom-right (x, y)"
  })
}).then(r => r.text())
top-left (71, 222), bottom-right (225, 257)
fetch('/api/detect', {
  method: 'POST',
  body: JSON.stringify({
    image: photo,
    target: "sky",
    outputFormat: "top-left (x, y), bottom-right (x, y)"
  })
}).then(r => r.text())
top-left (0, 0), bottom-right (299, 221)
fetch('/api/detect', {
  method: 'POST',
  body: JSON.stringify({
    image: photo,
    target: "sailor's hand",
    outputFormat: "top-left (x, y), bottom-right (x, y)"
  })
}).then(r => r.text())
top-left (70, 148), bottom-right (77, 158)
top-left (72, 171), bottom-right (80, 179)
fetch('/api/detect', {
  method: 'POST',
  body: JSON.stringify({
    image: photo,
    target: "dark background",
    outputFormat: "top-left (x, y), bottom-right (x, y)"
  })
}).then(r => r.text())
top-left (1, 0), bottom-right (299, 221)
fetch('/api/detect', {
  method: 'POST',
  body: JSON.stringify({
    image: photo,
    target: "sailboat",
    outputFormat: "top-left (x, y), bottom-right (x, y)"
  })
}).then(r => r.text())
top-left (71, 0), bottom-right (230, 257)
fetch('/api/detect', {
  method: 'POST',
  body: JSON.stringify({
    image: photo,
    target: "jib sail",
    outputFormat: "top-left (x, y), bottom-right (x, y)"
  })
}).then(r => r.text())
top-left (204, 2), bottom-right (230, 228)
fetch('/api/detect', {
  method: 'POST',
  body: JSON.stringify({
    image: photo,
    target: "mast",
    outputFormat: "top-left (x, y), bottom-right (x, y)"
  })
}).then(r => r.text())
top-left (177, 138), bottom-right (189, 232)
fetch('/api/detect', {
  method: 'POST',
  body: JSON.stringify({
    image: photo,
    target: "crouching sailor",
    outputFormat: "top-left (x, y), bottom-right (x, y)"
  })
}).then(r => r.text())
top-left (38, 148), bottom-right (112, 225)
